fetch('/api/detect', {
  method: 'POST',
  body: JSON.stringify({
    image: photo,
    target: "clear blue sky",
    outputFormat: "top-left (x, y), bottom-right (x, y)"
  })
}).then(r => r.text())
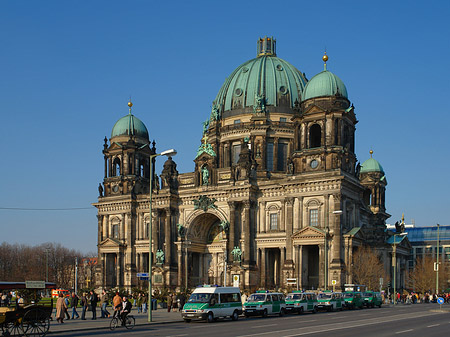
top-left (1, 1), bottom-right (449, 253)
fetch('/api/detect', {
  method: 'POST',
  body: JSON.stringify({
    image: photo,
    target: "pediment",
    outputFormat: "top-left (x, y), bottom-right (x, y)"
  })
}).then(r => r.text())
top-left (344, 227), bottom-right (364, 240)
top-left (292, 226), bottom-right (326, 240)
top-left (99, 237), bottom-right (123, 248)
top-left (303, 104), bottom-right (326, 115)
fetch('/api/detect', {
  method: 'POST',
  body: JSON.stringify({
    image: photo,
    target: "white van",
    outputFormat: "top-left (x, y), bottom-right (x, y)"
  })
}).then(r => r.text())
top-left (181, 285), bottom-right (242, 323)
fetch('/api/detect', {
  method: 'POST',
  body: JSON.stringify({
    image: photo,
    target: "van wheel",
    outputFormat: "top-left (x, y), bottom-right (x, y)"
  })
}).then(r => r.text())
top-left (279, 308), bottom-right (285, 317)
top-left (262, 309), bottom-right (268, 318)
top-left (298, 307), bottom-right (304, 315)
top-left (207, 312), bottom-right (214, 323)
top-left (312, 306), bottom-right (317, 314)
top-left (184, 319), bottom-right (191, 323)
top-left (378, 304), bottom-right (382, 308)
top-left (231, 310), bottom-right (239, 321)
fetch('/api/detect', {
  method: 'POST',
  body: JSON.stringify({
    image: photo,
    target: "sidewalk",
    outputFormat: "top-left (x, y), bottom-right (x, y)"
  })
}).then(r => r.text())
top-left (48, 307), bottom-right (183, 334)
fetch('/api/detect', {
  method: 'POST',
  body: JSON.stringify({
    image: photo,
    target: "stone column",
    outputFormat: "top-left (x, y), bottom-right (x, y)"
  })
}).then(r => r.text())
top-left (285, 198), bottom-right (294, 261)
top-left (177, 245), bottom-right (182, 287)
top-left (228, 201), bottom-right (236, 262)
top-left (273, 137), bottom-right (279, 171)
top-left (261, 248), bottom-right (266, 288)
top-left (97, 215), bottom-right (103, 243)
top-left (319, 244), bottom-right (325, 289)
top-left (260, 202), bottom-right (266, 233)
top-left (331, 194), bottom-right (343, 266)
top-left (242, 201), bottom-right (251, 265)
top-left (165, 209), bottom-right (172, 266)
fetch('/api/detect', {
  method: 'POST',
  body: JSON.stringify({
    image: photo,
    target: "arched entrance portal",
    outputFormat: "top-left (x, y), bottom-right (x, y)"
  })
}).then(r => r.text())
top-left (186, 212), bottom-right (227, 287)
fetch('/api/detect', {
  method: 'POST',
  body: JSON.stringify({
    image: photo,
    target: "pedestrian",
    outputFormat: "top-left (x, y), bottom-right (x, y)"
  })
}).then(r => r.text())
top-left (80, 293), bottom-right (88, 320)
top-left (178, 293), bottom-right (186, 311)
top-left (64, 295), bottom-right (70, 320)
top-left (172, 293), bottom-right (178, 312)
top-left (90, 291), bottom-right (98, 320)
top-left (100, 289), bottom-right (110, 318)
top-left (15, 294), bottom-right (24, 309)
top-left (241, 291), bottom-right (248, 305)
top-left (167, 293), bottom-right (173, 312)
top-left (112, 292), bottom-right (122, 318)
top-left (142, 294), bottom-right (148, 313)
top-left (56, 293), bottom-right (67, 324)
top-left (70, 292), bottom-right (80, 319)
top-left (137, 293), bottom-right (142, 314)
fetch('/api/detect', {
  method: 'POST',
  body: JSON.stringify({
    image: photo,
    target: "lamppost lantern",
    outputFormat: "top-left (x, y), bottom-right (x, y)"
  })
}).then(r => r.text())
top-left (148, 148), bottom-right (177, 323)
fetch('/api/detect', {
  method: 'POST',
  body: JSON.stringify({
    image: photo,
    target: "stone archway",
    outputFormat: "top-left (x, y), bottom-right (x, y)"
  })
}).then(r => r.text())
top-left (185, 212), bottom-right (228, 287)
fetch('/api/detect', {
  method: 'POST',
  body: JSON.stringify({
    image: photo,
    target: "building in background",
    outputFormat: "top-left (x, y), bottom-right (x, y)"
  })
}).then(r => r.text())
top-left (94, 37), bottom-right (410, 292)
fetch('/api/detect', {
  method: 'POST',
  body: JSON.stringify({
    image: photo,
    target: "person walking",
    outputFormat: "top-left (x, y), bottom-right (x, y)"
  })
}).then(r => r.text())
top-left (90, 291), bottom-right (98, 320)
top-left (142, 294), bottom-right (148, 313)
top-left (100, 290), bottom-right (110, 318)
top-left (80, 293), bottom-right (88, 320)
top-left (56, 293), bottom-right (68, 323)
top-left (167, 293), bottom-right (173, 312)
top-left (178, 293), bottom-right (186, 311)
top-left (136, 293), bottom-right (142, 314)
top-left (64, 295), bottom-right (70, 320)
top-left (70, 292), bottom-right (80, 319)
top-left (112, 292), bottom-right (122, 318)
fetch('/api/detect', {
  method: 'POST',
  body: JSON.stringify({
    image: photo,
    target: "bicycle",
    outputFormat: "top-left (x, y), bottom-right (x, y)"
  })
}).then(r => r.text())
top-left (109, 313), bottom-right (135, 330)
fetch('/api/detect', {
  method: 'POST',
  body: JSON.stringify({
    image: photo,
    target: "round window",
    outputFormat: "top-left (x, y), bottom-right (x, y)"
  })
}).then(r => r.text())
top-left (276, 64), bottom-right (283, 71)
top-left (235, 88), bottom-right (243, 96)
top-left (279, 86), bottom-right (288, 95)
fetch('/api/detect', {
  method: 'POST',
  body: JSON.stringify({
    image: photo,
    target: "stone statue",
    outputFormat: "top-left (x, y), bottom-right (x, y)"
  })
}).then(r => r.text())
top-left (231, 246), bottom-right (242, 263)
top-left (98, 183), bottom-right (103, 197)
top-left (177, 223), bottom-right (186, 238)
top-left (253, 93), bottom-right (267, 113)
top-left (202, 119), bottom-right (210, 135)
top-left (287, 157), bottom-right (294, 174)
top-left (156, 249), bottom-right (165, 265)
top-left (210, 103), bottom-right (220, 121)
top-left (219, 220), bottom-right (229, 234)
top-left (202, 166), bottom-right (209, 186)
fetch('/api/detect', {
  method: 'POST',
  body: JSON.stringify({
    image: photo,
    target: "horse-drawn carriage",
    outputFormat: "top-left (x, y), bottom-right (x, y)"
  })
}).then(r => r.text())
top-left (0, 282), bottom-right (56, 337)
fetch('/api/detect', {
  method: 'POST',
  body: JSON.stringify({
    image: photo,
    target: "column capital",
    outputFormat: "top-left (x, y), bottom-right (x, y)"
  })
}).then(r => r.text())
top-left (284, 197), bottom-right (294, 206)
top-left (228, 201), bottom-right (236, 210)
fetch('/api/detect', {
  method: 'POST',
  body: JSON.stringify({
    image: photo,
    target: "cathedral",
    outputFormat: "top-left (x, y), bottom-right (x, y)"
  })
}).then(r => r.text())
top-left (94, 37), bottom-right (410, 292)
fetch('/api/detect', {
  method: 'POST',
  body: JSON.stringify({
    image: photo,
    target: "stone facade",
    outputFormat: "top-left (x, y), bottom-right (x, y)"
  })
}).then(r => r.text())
top-left (94, 38), bottom-right (410, 292)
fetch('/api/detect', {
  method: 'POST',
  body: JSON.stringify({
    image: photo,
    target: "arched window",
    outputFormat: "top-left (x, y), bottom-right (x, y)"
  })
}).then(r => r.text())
top-left (113, 158), bottom-right (121, 176)
top-left (309, 124), bottom-right (321, 148)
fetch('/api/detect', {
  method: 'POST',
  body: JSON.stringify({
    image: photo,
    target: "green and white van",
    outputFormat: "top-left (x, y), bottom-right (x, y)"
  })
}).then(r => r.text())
top-left (362, 291), bottom-right (382, 308)
top-left (243, 291), bottom-right (286, 317)
top-left (181, 286), bottom-right (242, 323)
top-left (285, 291), bottom-right (318, 314)
top-left (317, 291), bottom-right (343, 311)
top-left (343, 291), bottom-right (364, 310)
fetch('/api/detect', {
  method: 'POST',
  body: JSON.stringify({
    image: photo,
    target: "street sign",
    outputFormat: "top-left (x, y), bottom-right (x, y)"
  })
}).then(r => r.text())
top-left (233, 274), bottom-right (240, 287)
top-left (25, 281), bottom-right (45, 289)
top-left (437, 297), bottom-right (444, 304)
top-left (332, 280), bottom-right (337, 285)
top-left (137, 273), bottom-right (149, 277)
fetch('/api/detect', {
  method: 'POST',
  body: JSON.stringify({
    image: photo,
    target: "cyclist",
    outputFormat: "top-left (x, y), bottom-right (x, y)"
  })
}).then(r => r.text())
top-left (115, 295), bottom-right (132, 326)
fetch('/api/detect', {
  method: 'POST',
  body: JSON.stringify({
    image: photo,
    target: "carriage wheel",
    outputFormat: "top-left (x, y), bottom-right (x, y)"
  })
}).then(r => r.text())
top-left (21, 308), bottom-right (50, 337)
top-left (3, 320), bottom-right (24, 336)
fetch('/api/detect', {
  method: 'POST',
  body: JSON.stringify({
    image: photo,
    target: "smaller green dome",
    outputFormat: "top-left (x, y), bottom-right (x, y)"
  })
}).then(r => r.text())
top-left (360, 158), bottom-right (384, 174)
top-left (111, 113), bottom-right (149, 139)
top-left (302, 70), bottom-right (348, 101)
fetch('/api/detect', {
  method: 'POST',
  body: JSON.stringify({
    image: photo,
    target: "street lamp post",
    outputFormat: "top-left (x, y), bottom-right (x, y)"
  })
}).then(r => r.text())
top-left (436, 224), bottom-right (440, 294)
top-left (393, 232), bottom-right (407, 305)
top-left (148, 149), bottom-right (177, 323)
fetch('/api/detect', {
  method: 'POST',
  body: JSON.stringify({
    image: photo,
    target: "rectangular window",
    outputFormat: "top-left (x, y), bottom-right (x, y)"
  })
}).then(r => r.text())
top-left (270, 213), bottom-right (278, 230)
top-left (112, 224), bottom-right (119, 239)
top-left (309, 209), bottom-right (319, 227)
top-left (280, 117), bottom-right (287, 125)
top-left (266, 142), bottom-right (274, 171)
top-left (277, 142), bottom-right (288, 171)
top-left (234, 119), bottom-right (241, 124)
top-left (232, 144), bottom-right (241, 164)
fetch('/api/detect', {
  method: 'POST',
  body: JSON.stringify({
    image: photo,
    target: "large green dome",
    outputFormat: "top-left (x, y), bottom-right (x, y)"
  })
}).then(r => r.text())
top-left (360, 157), bottom-right (384, 174)
top-left (302, 70), bottom-right (348, 101)
top-left (111, 113), bottom-right (149, 140)
top-left (213, 37), bottom-right (307, 117)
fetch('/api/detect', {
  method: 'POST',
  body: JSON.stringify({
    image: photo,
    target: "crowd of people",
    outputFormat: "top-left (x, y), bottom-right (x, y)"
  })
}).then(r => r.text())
top-left (391, 292), bottom-right (450, 304)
